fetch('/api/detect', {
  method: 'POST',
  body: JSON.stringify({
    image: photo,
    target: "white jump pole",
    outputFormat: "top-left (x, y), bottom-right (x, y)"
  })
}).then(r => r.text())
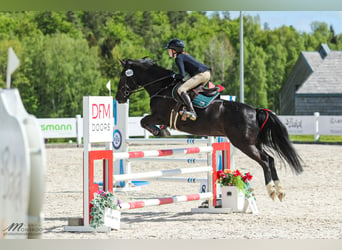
top-left (114, 166), bottom-right (212, 182)
top-left (126, 138), bottom-right (209, 145)
top-left (129, 157), bottom-right (207, 164)
top-left (155, 177), bottom-right (207, 183)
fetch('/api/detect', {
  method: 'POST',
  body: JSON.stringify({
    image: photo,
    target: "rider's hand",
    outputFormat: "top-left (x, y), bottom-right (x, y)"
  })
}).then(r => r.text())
top-left (172, 73), bottom-right (183, 80)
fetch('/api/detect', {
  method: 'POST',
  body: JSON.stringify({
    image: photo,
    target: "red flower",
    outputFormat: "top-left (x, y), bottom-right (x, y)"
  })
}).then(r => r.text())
top-left (245, 172), bottom-right (253, 181)
top-left (242, 172), bottom-right (253, 183)
top-left (216, 170), bottom-right (226, 179)
top-left (233, 169), bottom-right (242, 177)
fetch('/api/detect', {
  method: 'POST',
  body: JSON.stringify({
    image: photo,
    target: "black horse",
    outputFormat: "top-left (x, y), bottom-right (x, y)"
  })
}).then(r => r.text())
top-left (115, 58), bottom-right (304, 201)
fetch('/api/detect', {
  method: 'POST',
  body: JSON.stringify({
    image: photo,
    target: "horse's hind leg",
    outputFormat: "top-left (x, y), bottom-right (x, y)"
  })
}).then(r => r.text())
top-left (234, 144), bottom-right (277, 200)
top-left (268, 156), bottom-right (285, 201)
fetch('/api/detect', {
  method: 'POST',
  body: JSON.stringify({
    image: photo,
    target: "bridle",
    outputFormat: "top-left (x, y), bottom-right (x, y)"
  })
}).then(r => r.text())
top-left (119, 67), bottom-right (174, 100)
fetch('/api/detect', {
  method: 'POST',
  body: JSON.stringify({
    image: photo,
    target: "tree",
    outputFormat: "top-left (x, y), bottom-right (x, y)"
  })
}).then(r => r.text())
top-left (1, 10), bottom-right (342, 117)
top-left (28, 33), bottom-right (103, 117)
top-left (264, 43), bottom-right (287, 111)
top-left (34, 11), bottom-right (82, 38)
top-left (244, 41), bottom-right (268, 107)
top-left (167, 11), bottom-right (188, 27)
top-left (205, 32), bottom-right (235, 90)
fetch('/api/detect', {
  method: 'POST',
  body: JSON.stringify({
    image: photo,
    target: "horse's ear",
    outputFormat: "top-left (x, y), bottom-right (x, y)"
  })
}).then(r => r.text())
top-left (119, 59), bottom-right (126, 66)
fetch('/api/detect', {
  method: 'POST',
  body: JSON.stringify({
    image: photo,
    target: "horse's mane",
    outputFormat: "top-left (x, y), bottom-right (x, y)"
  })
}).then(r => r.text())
top-left (127, 57), bottom-right (172, 74)
top-left (137, 57), bottom-right (155, 66)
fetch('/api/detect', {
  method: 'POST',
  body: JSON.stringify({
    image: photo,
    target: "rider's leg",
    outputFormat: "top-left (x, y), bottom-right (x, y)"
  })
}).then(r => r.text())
top-left (177, 71), bottom-right (211, 95)
top-left (180, 92), bottom-right (197, 120)
top-left (177, 71), bottom-right (210, 120)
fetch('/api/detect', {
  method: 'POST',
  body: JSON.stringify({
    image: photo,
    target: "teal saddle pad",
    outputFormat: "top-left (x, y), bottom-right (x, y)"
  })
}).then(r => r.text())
top-left (172, 84), bottom-right (220, 108)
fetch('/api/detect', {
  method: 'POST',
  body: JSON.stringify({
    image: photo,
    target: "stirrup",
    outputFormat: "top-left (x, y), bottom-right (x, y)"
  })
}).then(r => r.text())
top-left (182, 110), bottom-right (197, 121)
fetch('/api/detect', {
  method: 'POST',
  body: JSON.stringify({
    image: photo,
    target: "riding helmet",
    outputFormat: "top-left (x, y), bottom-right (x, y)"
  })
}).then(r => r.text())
top-left (165, 39), bottom-right (185, 53)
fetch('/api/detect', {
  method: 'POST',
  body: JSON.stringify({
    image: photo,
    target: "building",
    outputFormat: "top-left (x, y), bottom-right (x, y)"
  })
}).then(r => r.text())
top-left (279, 44), bottom-right (342, 115)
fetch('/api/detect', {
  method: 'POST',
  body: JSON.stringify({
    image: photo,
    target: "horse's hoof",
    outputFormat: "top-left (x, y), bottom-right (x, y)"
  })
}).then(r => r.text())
top-left (274, 181), bottom-right (285, 201)
top-left (277, 192), bottom-right (286, 202)
top-left (266, 183), bottom-right (276, 200)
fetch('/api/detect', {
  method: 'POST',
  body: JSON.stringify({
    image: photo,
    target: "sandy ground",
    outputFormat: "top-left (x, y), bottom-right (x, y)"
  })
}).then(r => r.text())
top-left (41, 143), bottom-right (342, 239)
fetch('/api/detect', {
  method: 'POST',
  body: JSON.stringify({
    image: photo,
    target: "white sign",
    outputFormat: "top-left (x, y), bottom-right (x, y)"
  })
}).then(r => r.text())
top-left (104, 208), bottom-right (120, 230)
top-left (39, 118), bottom-right (77, 138)
top-left (83, 96), bottom-right (113, 143)
top-left (279, 116), bottom-right (315, 134)
top-left (320, 116), bottom-right (342, 135)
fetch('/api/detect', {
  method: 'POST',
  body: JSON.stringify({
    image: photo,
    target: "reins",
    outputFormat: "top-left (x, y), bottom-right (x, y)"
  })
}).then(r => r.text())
top-left (131, 75), bottom-right (171, 94)
top-left (150, 81), bottom-right (178, 100)
top-left (122, 74), bottom-right (171, 98)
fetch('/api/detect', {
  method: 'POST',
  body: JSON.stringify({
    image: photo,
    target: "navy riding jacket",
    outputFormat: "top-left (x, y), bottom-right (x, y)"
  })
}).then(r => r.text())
top-left (174, 53), bottom-right (210, 79)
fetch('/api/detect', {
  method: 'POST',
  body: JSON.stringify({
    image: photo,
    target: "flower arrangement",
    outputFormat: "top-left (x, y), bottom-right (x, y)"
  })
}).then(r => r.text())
top-left (90, 190), bottom-right (119, 228)
top-left (216, 169), bottom-right (254, 197)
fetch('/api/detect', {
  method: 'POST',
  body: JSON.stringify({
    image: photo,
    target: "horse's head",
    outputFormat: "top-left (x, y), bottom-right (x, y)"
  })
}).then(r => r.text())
top-left (116, 59), bottom-right (140, 103)
top-left (115, 58), bottom-right (173, 103)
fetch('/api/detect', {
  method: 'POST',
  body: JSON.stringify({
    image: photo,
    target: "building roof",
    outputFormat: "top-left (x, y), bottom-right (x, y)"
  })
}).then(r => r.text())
top-left (301, 52), bottom-right (324, 71)
top-left (297, 45), bottom-right (342, 94)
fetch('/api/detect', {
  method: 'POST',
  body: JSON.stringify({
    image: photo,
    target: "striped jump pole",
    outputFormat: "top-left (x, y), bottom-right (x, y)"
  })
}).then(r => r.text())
top-left (113, 146), bottom-right (212, 160)
top-left (119, 193), bottom-right (213, 210)
top-left (113, 142), bottom-right (231, 208)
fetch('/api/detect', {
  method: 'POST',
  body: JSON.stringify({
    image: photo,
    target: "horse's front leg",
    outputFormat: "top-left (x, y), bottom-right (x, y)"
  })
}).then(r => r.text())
top-left (140, 114), bottom-right (163, 136)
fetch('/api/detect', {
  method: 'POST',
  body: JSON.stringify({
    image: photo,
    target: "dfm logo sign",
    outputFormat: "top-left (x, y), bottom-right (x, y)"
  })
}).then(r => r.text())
top-left (91, 103), bottom-right (111, 132)
top-left (92, 103), bottom-right (111, 119)
top-left (84, 96), bottom-right (113, 143)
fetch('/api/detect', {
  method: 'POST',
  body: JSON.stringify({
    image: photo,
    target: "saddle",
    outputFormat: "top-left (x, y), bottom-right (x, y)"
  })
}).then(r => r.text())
top-left (191, 85), bottom-right (219, 97)
top-left (172, 83), bottom-right (220, 109)
top-left (170, 83), bottom-right (221, 127)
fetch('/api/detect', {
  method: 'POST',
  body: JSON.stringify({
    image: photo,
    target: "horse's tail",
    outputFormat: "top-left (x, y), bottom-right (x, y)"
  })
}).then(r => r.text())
top-left (256, 109), bottom-right (304, 175)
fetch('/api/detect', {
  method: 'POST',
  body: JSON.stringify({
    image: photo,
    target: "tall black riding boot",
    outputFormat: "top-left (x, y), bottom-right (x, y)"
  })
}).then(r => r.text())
top-left (180, 92), bottom-right (197, 121)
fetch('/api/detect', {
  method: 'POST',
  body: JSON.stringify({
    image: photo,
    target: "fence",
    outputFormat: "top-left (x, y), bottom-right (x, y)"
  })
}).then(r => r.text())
top-left (38, 112), bottom-right (342, 145)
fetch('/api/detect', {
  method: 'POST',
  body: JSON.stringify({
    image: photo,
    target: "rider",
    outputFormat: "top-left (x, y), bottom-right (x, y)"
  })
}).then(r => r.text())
top-left (165, 38), bottom-right (211, 121)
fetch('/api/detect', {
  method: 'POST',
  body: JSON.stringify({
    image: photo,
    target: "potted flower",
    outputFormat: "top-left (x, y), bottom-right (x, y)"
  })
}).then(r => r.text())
top-left (90, 190), bottom-right (119, 229)
top-left (216, 169), bottom-right (254, 211)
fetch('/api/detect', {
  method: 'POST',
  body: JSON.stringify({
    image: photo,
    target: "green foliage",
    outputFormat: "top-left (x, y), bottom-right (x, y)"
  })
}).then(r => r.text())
top-left (27, 33), bottom-right (102, 117)
top-left (1, 11), bottom-right (342, 118)
top-left (90, 191), bottom-right (118, 229)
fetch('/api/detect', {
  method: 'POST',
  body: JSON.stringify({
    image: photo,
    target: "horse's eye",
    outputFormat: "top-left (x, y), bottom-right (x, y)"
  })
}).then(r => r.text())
top-left (125, 69), bottom-right (134, 77)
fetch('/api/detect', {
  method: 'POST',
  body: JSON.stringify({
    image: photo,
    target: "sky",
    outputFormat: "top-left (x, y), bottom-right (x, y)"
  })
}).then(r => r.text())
top-left (228, 11), bottom-right (342, 34)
